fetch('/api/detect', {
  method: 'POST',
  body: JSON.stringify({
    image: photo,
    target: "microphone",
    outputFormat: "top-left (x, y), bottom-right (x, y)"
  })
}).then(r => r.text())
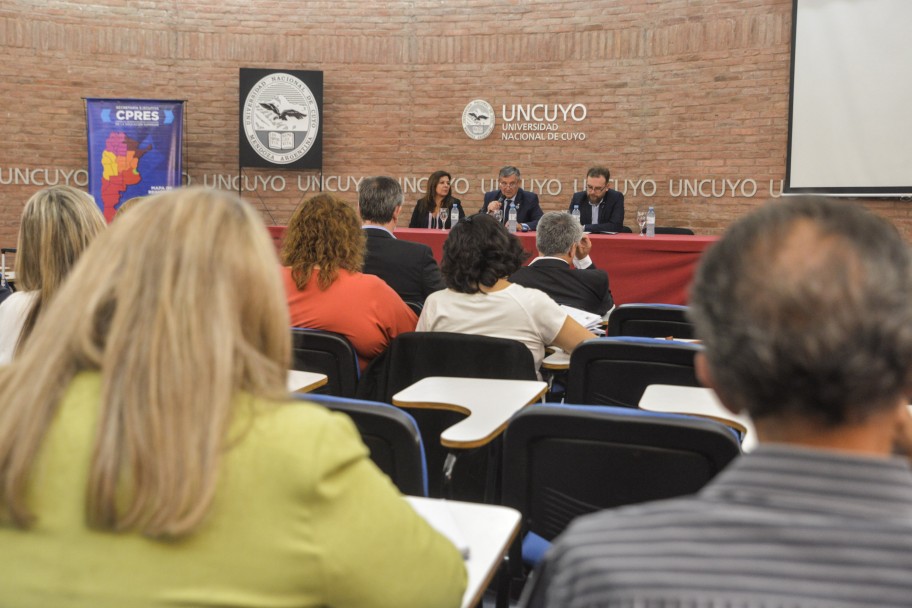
top-left (495, 193), bottom-right (506, 222)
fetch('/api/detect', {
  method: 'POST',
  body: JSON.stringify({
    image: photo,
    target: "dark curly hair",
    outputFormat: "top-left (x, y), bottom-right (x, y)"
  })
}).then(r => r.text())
top-left (282, 194), bottom-right (366, 291)
top-left (441, 213), bottom-right (528, 294)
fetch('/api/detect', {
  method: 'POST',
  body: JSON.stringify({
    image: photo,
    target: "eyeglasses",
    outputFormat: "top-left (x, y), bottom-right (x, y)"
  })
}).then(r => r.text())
top-left (586, 185), bottom-right (607, 193)
top-left (499, 181), bottom-right (519, 189)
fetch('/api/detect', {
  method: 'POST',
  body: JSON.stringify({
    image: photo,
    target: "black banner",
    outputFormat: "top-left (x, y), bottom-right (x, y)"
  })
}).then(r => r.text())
top-left (239, 68), bottom-right (323, 170)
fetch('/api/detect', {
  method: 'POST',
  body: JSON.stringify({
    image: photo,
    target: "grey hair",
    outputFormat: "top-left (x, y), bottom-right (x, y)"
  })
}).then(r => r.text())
top-left (689, 196), bottom-right (912, 426)
top-left (358, 176), bottom-right (403, 223)
top-left (498, 166), bottom-right (521, 180)
top-left (536, 211), bottom-right (583, 257)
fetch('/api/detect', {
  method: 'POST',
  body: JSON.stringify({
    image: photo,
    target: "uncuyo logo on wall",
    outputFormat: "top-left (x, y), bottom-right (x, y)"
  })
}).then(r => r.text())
top-left (462, 99), bottom-right (495, 140)
top-left (242, 73), bottom-right (320, 164)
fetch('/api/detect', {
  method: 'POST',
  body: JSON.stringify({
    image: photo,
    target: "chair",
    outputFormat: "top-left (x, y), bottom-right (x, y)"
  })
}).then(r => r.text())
top-left (357, 331), bottom-right (538, 403)
top-left (296, 393), bottom-right (428, 497)
top-left (501, 403), bottom-right (741, 587)
top-left (290, 328), bottom-right (360, 397)
top-left (655, 226), bottom-right (695, 235)
top-left (357, 331), bottom-right (538, 499)
top-left (566, 337), bottom-right (702, 407)
top-left (606, 303), bottom-right (694, 339)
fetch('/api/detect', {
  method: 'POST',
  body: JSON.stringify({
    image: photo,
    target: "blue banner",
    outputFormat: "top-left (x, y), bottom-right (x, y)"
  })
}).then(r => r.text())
top-left (85, 99), bottom-right (184, 221)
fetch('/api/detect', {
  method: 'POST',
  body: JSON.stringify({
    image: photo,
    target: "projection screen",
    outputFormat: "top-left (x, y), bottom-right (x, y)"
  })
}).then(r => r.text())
top-left (786, 0), bottom-right (912, 196)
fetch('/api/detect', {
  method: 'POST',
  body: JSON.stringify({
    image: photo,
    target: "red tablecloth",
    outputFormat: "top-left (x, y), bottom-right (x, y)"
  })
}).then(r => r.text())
top-left (268, 226), bottom-right (717, 305)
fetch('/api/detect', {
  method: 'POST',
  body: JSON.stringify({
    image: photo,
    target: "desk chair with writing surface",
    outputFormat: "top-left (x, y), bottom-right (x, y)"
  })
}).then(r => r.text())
top-left (606, 303), bottom-right (694, 339)
top-left (291, 328), bottom-right (360, 398)
top-left (566, 336), bottom-right (702, 408)
top-left (295, 393), bottom-right (428, 497)
top-left (357, 331), bottom-right (538, 500)
top-left (501, 403), bottom-right (741, 596)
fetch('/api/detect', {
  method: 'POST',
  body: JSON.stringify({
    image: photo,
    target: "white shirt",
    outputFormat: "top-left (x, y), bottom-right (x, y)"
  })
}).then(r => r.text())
top-left (416, 283), bottom-right (567, 374)
top-left (0, 291), bottom-right (38, 364)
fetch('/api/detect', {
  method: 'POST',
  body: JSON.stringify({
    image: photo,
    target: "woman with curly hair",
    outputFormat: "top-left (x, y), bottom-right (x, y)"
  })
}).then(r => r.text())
top-left (409, 170), bottom-right (465, 229)
top-left (0, 185), bottom-right (105, 364)
top-left (417, 213), bottom-right (594, 373)
top-left (282, 194), bottom-right (417, 371)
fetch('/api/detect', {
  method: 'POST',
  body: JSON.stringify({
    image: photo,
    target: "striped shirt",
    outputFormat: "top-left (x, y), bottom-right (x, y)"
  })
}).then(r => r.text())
top-left (522, 444), bottom-right (912, 608)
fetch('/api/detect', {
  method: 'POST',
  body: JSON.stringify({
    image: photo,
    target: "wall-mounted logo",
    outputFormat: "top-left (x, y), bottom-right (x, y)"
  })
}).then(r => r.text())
top-left (462, 99), bottom-right (495, 140)
top-left (241, 72), bottom-right (320, 166)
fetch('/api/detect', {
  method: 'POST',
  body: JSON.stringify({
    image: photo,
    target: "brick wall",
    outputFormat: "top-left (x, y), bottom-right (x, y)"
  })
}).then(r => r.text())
top-left (1, 0), bottom-right (909, 254)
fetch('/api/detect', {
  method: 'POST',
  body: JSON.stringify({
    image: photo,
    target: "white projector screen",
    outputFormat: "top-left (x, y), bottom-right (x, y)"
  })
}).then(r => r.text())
top-left (786, 0), bottom-right (912, 196)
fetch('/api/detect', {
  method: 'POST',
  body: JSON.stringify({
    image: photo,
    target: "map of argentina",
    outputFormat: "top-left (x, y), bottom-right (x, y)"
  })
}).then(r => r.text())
top-left (100, 132), bottom-right (152, 221)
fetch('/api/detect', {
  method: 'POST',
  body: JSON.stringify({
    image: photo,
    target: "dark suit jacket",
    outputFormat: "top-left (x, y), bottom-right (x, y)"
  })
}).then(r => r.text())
top-left (570, 189), bottom-right (625, 233)
top-left (408, 197), bottom-right (465, 229)
top-left (362, 227), bottom-right (445, 308)
top-left (509, 257), bottom-right (614, 316)
top-left (481, 188), bottom-right (544, 231)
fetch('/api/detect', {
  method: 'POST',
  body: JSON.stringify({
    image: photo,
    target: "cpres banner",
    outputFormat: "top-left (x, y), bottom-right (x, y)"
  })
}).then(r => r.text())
top-left (85, 99), bottom-right (184, 221)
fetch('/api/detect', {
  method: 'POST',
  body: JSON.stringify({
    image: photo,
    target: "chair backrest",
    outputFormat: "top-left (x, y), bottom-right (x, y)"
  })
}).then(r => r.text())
top-left (566, 337), bottom-right (701, 407)
top-left (606, 303), bottom-right (694, 339)
top-left (502, 402), bottom-right (741, 546)
top-left (356, 331), bottom-right (537, 499)
top-left (357, 331), bottom-right (537, 403)
top-left (290, 328), bottom-right (360, 397)
top-left (297, 393), bottom-right (428, 497)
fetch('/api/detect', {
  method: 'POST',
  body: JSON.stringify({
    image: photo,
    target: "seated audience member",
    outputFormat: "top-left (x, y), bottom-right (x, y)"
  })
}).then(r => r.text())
top-left (283, 193), bottom-right (417, 371)
top-left (360, 176), bottom-right (445, 310)
top-left (409, 170), bottom-right (465, 229)
top-left (0, 187), bottom-right (466, 607)
top-left (417, 213), bottom-right (594, 373)
top-left (522, 197), bottom-right (912, 607)
top-left (568, 166), bottom-right (624, 233)
top-left (0, 185), bottom-right (105, 364)
top-left (480, 166), bottom-right (543, 232)
top-left (509, 211), bottom-right (614, 317)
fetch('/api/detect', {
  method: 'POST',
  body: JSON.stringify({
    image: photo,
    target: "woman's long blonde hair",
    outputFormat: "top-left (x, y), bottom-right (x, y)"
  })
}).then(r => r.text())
top-left (281, 194), bottom-right (365, 291)
top-left (0, 187), bottom-right (290, 538)
top-left (14, 185), bottom-right (106, 352)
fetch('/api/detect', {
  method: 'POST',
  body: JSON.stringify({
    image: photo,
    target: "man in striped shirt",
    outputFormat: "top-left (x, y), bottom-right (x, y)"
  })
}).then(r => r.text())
top-left (522, 196), bottom-right (912, 608)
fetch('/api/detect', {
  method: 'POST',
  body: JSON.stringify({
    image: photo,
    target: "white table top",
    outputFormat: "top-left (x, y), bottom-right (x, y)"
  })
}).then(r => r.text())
top-left (406, 496), bottom-right (520, 608)
top-left (286, 369), bottom-right (328, 393)
top-left (541, 349), bottom-right (570, 370)
top-left (639, 384), bottom-right (757, 452)
top-left (392, 376), bottom-right (548, 449)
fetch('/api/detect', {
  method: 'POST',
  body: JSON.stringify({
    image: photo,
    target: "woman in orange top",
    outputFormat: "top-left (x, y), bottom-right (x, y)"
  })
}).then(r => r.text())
top-left (281, 194), bottom-right (417, 371)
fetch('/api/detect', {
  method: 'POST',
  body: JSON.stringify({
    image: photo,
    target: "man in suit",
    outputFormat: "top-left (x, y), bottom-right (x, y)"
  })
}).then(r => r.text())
top-left (480, 166), bottom-right (544, 231)
top-left (509, 211), bottom-right (614, 317)
top-left (568, 166), bottom-right (624, 233)
top-left (359, 176), bottom-right (445, 311)
top-left (522, 197), bottom-right (912, 608)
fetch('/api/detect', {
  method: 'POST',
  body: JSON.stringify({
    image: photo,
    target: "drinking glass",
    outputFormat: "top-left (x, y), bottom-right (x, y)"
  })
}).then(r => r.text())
top-left (636, 208), bottom-right (647, 236)
top-left (493, 206), bottom-right (504, 224)
top-left (438, 208), bottom-right (449, 230)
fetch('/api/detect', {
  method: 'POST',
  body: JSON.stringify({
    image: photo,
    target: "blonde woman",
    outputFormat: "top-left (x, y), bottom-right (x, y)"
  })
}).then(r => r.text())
top-left (0, 187), bottom-right (465, 607)
top-left (0, 185), bottom-right (105, 363)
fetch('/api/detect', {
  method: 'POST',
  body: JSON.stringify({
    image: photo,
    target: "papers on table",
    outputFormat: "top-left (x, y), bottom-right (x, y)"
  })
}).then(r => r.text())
top-left (406, 497), bottom-right (470, 559)
top-left (561, 304), bottom-right (603, 332)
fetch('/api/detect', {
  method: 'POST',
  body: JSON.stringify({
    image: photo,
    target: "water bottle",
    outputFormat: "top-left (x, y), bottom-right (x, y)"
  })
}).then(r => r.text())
top-left (449, 204), bottom-right (459, 228)
top-left (646, 206), bottom-right (656, 238)
top-left (571, 204), bottom-right (581, 225)
top-left (507, 201), bottom-right (518, 234)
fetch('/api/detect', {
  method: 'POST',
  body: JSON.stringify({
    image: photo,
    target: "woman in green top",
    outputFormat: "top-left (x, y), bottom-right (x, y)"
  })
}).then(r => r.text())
top-left (0, 187), bottom-right (465, 607)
